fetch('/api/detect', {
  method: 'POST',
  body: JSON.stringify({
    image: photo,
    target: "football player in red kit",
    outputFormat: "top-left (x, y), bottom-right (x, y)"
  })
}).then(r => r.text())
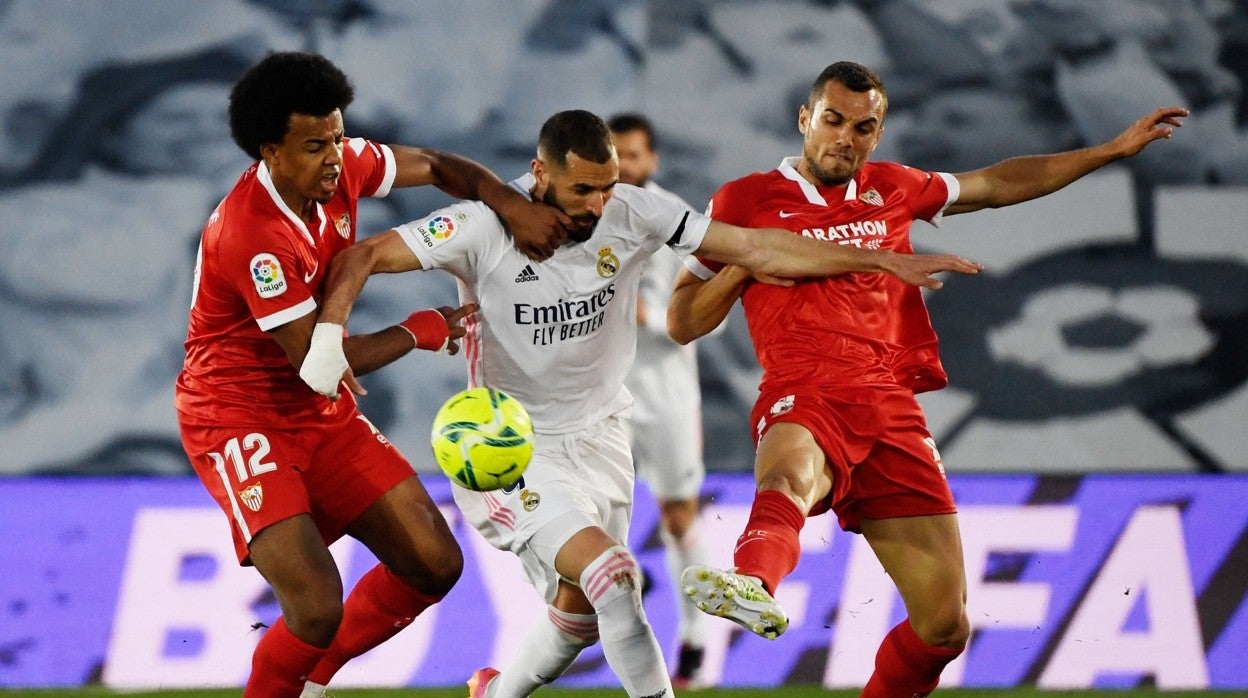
top-left (671, 61), bottom-right (1187, 697)
top-left (175, 51), bottom-right (567, 698)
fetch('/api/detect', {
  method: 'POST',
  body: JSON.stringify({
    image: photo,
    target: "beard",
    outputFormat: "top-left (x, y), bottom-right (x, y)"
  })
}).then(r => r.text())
top-left (804, 152), bottom-right (854, 187)
top-left (542, 188), bottom-right (600, 242)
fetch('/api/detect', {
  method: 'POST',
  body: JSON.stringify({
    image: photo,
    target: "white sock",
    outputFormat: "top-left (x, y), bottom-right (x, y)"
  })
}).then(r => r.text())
top-left (662, 522), bottom-right (708, 648)
top-left (493, 606), bottom-right (598, 698)
top-left (299, 681), bottom-right (328, 698)
top-left (580, 545), bottom-right (673, 697)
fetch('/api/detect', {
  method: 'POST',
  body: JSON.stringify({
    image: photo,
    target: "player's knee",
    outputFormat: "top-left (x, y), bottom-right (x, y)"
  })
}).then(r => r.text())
top-left (579, 546), bottom-right (655, 644)
top-left (913, 606), bottom-right (970, 651)
top-left (284, 597), bottom-right (344, 647)
top-left (756, 471), bottom-right (818, 510)
top-left (427, 543), bottom-right (465, 595)
top-left (659, 499), bottom-right (698, 538)
top-left (579, 545), bottom-right (644, 610)
top-left (401, 544), bottom-right (463, 597)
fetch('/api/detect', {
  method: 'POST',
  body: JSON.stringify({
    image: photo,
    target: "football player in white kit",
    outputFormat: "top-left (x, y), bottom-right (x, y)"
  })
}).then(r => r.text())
top-left (299, 110), bottom-right (982, 698)
top-left (608, 113), bottom-right (711, 688)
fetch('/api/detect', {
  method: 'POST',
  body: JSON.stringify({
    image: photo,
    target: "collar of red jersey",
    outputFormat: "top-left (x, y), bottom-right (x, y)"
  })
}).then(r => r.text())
top-left (778, 156), bottom-right (859, 205)
top-left (256, 161), bottom-right (324, 247)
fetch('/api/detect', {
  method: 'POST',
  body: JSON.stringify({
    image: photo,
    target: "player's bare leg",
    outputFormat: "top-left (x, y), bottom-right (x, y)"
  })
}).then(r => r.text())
top-left (683, 423), bottom-right (829, 639)
top-left (859, 513), bottom-right (968, 696)
top-left (304, 476), bottom-right (463, 692)
top-left (347, 475), bottom-right (463, 594)
top-left (247, 515), bottom-right (343, 697)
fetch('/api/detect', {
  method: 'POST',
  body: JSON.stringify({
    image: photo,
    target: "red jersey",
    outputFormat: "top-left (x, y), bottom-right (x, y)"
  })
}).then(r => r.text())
top-left (694, 157), bottom-right (958, 393)
top-left (175, 138), bottom-right (396, 427)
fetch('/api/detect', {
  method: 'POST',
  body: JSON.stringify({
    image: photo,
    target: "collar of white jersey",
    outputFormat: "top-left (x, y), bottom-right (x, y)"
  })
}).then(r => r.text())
top-left (777, 156), bottom-right (858, 206)
top-left (510, 172), bottom-right (538, 200)
top-left (257, 160), bottom-right (325, 247)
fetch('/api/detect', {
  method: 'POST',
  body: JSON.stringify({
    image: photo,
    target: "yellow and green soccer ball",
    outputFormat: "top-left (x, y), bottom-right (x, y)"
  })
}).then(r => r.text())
top-left (430, 387), bottom-right (534, 491)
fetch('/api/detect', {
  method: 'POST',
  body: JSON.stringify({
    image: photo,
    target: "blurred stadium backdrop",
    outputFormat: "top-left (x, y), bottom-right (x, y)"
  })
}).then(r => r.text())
top-left (1, 0), bottom-right (1246, 692)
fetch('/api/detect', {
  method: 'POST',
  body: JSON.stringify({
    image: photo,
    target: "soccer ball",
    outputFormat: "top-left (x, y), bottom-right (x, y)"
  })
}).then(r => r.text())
top-left (431, 386), bottom-right (534, 491)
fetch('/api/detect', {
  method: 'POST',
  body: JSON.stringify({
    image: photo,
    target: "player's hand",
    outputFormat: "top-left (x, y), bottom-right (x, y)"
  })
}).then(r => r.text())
top-left (340, 367), bottom-right (366, 397)
top-left (882, 252), bottom-right (983, 290)
top-left (299, 322), bottom-right (350, 399)
top-left (438, 303), bottom-right (478, 356)
top-left (1109, 106), bottom-right (1189, 158)
top-left (502, 199), bottom-right (571, 261)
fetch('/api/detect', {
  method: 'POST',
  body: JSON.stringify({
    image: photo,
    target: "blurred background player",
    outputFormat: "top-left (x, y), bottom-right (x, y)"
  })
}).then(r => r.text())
top-left (607, 112), bottom-right (710, 688)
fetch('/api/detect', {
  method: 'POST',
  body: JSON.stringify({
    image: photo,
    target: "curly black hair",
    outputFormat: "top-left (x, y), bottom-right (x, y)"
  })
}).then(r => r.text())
top-left (228, 51), bottom-right (355, 160)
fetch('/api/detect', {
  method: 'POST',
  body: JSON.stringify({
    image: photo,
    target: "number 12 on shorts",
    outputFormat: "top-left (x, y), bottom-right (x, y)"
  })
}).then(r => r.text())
top-left (208, 433), bottom-right (277, 483)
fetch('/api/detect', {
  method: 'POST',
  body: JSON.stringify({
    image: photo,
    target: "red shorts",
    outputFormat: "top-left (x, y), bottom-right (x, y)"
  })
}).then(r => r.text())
top-left (750, 384), bottom-right (955, 533)
top-left (179, 410), bottom-right (415, 564)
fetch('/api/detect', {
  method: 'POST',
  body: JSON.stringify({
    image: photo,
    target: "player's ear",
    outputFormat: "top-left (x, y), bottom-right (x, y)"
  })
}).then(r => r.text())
top-left (532, 158), bottom-right (554, 191)
top-left (259, 142), bottom-right (280, 164)
top-left (798, 104), bottom-right (811, 135)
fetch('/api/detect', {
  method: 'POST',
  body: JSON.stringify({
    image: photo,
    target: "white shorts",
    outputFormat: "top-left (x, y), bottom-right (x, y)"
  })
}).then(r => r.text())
top-left (625, 340), bottom-right (705, 501)
top-left (451, 413), bottom-right (635, 603)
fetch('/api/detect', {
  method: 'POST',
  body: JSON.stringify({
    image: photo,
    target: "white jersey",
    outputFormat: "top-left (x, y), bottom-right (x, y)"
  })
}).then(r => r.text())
top-left (395, 173), bottom-right (710, 434)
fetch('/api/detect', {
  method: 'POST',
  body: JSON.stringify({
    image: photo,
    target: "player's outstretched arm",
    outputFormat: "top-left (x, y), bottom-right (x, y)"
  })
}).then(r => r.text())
top-left (275, 306), bottom-right (446, 398)
top-left (948, 106), bottom-right (1189, 215)
top-left (297, 231), bottom-right (464, 399)
top-left (668, 265), bottom-right (752, 345)
top-left (694, 220), bottom-right (982, 285)
top-left (390, 146), bottom-right (569, 260)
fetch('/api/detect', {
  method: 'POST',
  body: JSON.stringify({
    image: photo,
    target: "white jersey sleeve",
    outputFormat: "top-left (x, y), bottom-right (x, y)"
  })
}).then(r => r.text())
top-left (393, 200), bottom-right (506, 281)
top-left (611, 183), bottom-right (711, 257)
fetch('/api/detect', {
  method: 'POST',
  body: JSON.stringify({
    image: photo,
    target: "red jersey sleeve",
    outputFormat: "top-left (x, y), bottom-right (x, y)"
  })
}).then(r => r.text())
top-left (216, 218), bottom-right (316, 332)
top-left (341, 137), bottom-right (397, 200)
top-left (881, 162), bottom-right (955, 224)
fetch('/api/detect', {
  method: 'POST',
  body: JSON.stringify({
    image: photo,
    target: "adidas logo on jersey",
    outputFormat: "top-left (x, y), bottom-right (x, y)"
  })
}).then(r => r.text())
top-left (515, 265), bottom-right (540, 283)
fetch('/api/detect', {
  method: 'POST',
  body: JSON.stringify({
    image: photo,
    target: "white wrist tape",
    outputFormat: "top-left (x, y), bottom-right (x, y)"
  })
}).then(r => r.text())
top-left (298, 322), bottom-right (348, 397)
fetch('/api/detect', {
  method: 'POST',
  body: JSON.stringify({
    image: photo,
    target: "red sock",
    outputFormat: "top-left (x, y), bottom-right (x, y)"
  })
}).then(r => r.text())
top-left (244, 616), bottom-right (326, 698)
top-left (306, 565), bottom-right (442, 685)
top-left (860, 619), bottom-right (963, 698)
top-left (732, 489), bottom-right (806, 593)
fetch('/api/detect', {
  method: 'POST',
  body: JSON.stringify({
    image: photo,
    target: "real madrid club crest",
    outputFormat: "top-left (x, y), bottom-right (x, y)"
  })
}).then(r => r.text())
top-left (596, 246), bottom-right (619, 278)
top-left (520, 488), bottom-right (541, 512)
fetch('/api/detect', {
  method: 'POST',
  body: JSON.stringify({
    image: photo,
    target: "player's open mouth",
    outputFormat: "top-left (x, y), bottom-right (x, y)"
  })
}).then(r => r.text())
top-left (319, 173), bottom-right (339, 194)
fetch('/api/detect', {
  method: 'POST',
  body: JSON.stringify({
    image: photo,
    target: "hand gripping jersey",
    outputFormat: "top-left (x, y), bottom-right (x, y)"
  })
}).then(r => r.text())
top-left (689, 157), bottom-right (959, 393)
top-left (395, 174), bottom-right (710, 434)
top-left (175, 138), bottom-right (397, 426)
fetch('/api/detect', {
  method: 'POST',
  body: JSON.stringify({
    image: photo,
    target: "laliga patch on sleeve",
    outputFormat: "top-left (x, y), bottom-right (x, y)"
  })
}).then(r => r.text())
top-left (250, 252), bottom-right (287, 298)
top-left (413, 212), bottom-right (468, 250)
